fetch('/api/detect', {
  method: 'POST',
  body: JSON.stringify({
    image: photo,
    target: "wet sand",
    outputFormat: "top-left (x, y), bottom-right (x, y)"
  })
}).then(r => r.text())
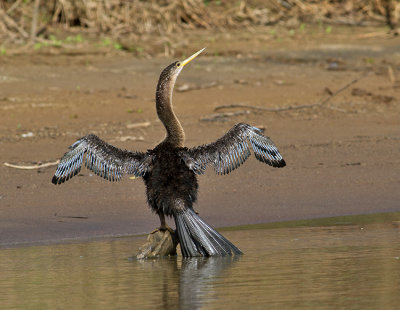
top-left (0, 26), bottom-right (399, 246)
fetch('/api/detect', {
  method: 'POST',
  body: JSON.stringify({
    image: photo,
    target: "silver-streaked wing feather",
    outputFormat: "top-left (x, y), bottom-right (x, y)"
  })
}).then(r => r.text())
top-left (52, 134), bottom-right (152, 184)
top-left (180, 123), bottom-right (285, 175)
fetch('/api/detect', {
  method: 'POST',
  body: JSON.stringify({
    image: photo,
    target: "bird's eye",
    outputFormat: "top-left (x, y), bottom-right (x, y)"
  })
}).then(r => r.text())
top-left (176, 62), bottom-right (181, 68)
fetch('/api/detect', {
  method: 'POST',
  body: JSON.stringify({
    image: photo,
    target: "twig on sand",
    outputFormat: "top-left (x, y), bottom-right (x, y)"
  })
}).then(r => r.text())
top-left (177, 81), bottom-right (218, 93)
top-left (4, 160), bottom-right (60, 170)
top-left (113, 136), bottom-right (145, 142)
top-left (214, 73), bottom-right (370, 113)
top-left (387, 65), bottom-right (396, 83)
top-left (356, 31), bottom-right (390, 38)
top-left (126, 121), bottom-right (151, 129)
top-left (200, 110), bottom-right (250, 122)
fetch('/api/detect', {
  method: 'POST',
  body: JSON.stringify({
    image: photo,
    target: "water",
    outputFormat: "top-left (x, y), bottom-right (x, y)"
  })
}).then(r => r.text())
top-left (1, 214), bottom-right (399, 310)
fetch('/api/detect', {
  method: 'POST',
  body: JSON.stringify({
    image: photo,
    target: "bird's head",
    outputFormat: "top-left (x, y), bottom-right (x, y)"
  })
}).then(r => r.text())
top-left (158, 48), bottom-right (205, 90)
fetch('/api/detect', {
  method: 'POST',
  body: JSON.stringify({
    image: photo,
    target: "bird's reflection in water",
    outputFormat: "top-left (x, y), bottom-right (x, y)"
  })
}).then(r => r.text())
top-left (135, 255), bottom-right (239, 309)
top-left (179, 256), bottom-right (239, 309)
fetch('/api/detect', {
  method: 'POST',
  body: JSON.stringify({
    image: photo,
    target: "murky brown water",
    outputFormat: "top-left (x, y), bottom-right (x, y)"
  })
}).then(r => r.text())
top-left (1, 215), bottom-right (400, 310)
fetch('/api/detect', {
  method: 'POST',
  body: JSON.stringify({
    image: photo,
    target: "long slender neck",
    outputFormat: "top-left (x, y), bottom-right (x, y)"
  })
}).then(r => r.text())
top-left (156, 74), bottom-right (185, 147)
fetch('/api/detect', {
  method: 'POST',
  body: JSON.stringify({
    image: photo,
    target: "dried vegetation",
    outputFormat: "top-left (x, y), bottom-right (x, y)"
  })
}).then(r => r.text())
top-left (0, 0), bottom-right (398, 54)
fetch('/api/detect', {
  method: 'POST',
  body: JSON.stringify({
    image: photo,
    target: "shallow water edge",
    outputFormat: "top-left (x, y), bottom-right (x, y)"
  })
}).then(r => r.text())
top-left (1, 211), bottom-right (399, 249)
top-left (1, 211), bottom-right (399, 310)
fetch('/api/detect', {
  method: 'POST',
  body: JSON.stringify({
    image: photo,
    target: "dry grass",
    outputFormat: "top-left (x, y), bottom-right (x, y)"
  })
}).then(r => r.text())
top-left (0, 0), bottom-right (398, 51)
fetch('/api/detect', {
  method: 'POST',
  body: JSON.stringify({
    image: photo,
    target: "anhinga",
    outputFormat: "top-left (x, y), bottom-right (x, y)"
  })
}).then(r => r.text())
top-left (52, 48), bottom-right (286, 257)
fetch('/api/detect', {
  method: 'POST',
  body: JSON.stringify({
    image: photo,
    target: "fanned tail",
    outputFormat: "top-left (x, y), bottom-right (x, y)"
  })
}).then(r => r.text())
top-left (174, 208), bottom-right (242, 257)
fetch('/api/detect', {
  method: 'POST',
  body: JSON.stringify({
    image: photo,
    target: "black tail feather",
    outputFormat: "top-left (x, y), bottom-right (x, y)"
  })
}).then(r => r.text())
top-left (174, 208), bottom-right (242, 257)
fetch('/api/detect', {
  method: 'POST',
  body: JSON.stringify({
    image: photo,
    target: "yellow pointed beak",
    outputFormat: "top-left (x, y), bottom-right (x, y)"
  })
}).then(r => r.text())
top-left (180, 48), bottom-right (205, 67)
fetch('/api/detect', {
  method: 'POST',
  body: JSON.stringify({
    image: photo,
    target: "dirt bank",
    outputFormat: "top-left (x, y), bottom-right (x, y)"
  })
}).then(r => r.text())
top-left (0, 26), bottom-right (399, 246)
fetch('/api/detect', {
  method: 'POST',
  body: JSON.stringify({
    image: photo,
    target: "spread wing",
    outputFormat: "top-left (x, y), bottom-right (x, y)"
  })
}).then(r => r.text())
top-left (180, 123), bottom-right (285, 175)
top-left (52, 134), bottom-right (152, 184)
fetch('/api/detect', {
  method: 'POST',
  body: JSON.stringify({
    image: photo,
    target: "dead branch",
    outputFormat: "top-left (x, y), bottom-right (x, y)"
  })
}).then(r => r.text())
top-left (387, 65), bottom-right (396, 83)
top-left (126, 121), bottom-right (151, 129)
top-left (4, 160), bottom-right (60, 170)
top-left (176, 81), bottom-right (218, 92)
top-left (112, 136), bottom-right (145, 142)
top-left (200, 110), bottom-right (250, 122)
top-left (0, 7), bottom-right (29, 40)
top-left (6, 0), bottom-right (24, 15)
top-left (214, 72), bottom-right (370, 113)
top-left (30, 0), bottom-right (41, 43)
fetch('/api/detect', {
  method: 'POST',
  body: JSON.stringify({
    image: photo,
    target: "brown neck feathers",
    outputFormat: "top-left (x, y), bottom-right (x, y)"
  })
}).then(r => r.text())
top-left (155, 69), bottom-right (185, 147)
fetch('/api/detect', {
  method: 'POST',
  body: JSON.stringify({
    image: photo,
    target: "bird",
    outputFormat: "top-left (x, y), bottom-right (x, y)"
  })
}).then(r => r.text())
top-left (52, 48), bottom-right (286, 257)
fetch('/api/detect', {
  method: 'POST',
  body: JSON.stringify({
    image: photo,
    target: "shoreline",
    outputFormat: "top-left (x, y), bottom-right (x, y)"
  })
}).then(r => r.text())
top-left (2, 210), bottom-right (399, 249)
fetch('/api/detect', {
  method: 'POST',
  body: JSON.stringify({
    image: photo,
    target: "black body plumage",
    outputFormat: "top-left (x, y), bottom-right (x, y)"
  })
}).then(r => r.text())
top-left (52, 51), bottom-right (286, 257)
top-left (143, 142), bottom-right (198, 217)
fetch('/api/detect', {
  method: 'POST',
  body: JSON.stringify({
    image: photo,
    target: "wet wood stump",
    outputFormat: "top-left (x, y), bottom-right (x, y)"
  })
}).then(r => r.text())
top-left (136, 229), bottom-right (179, 259)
